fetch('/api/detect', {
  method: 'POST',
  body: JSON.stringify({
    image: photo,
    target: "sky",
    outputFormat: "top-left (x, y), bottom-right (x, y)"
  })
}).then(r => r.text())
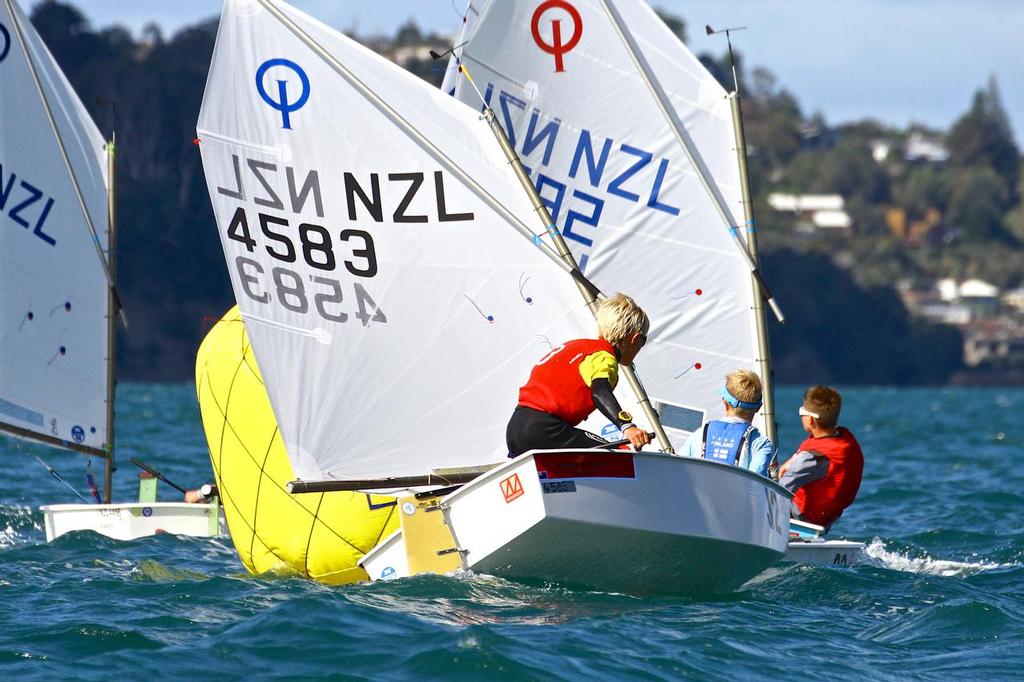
top-left (30, 1), bottom-right (1024, 146)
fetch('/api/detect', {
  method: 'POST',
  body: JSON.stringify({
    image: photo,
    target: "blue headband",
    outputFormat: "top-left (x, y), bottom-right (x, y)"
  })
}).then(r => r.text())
top-left (720, 386), bottom-right (762, 410)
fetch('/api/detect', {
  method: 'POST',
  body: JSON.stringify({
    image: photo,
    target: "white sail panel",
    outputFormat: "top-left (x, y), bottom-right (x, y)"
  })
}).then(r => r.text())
top-left (448, 0), bottom-right (761, 437)
top-left (197, 0), bottom-right (594, 481)
top-left (0, 0), bottom-right (110, 452)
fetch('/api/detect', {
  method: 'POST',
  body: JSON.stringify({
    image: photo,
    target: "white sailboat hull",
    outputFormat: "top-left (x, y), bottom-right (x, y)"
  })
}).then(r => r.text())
top-left (362, 451), bottom-right (791, 595)
top-left (785, 538), bottom-right (864, 566)
top-left (40, 502), bottom-right (226, 542)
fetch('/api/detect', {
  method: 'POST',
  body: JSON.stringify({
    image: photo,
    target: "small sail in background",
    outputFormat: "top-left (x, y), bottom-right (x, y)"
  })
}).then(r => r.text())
top-left (197, 0), bottom-right (596, 482)
top-left (0, 0), bottom-right (111, 454)
top-left (444, 0), bottom-right (762, 437)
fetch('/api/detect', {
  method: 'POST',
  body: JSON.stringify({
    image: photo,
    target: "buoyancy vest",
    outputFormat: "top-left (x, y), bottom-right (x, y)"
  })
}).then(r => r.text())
top-left (701, 420), bottom-right (753, 465)
top-left (792, 427), bottom-right (864, 527)
top-left (518, 339), bottom-right (617, 425)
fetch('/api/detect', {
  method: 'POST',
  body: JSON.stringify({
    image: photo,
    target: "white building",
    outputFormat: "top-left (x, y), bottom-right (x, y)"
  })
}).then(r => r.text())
top-left (767, 193), bottom-right (852, 232)
top-left (904, 132), bottom-right (950, 163)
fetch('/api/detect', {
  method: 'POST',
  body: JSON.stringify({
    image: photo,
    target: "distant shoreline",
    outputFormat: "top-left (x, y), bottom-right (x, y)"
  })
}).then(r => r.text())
top-left (948, 369), bottom-right (1024, 387)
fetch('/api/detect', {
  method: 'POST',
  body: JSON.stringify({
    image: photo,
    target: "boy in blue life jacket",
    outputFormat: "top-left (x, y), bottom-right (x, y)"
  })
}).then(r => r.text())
top-left (679, 370), bottom-right (774, 476)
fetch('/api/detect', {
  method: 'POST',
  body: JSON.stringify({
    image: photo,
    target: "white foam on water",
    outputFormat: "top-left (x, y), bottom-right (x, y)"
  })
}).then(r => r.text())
top-left (864, 538), bottom-right (1016, 577)
top-left (0, 505), bottom-right (43, 548)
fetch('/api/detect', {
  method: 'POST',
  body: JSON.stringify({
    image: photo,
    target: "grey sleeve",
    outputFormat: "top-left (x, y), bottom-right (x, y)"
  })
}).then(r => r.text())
top-left (778, 450), bottom-right (829, 493)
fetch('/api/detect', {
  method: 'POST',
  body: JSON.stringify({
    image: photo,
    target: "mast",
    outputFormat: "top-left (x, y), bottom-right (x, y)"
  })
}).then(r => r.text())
top-left (730, 95), bottom-right (776, 448)
top-left (103, 130), bottom-right (118, 504)
top-left (255, 0), bottom-right (674, 454)
top-left (710, 24), bottom-right (778, 451)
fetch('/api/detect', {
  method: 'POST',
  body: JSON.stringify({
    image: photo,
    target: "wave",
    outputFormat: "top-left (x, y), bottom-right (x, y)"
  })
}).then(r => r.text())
top-left (0, 504), bottom-right (43, 548)
top-left (863, 538), bottom-right (1016, 577)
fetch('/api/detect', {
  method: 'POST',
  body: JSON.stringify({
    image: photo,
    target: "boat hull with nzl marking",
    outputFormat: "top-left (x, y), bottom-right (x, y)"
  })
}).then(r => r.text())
top-left (361, 450), bottom-right (791, 595)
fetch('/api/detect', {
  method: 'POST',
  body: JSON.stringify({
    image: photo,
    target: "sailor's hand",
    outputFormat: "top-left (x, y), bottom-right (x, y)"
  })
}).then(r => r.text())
top-left (623, 426), bottom-right (649, 450)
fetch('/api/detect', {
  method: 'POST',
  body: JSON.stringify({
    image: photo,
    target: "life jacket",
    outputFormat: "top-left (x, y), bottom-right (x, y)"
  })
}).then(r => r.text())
top-left (792, 427), bottom-right (864, 528)
top-left (517, 339), bottom-right (617, 425)
top-left (701, 420), bottom-right (753, 466)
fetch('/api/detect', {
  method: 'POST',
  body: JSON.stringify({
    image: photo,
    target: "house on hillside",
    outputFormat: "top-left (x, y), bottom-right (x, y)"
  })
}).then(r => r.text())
top-left (799, 121), bottom-right (838, 151)
top-left (767, 193), bottom-right (852, 234)
top-left (1001, 288), bottom-right (1024, 312)
top-left (964, 318), bottom-right (1024, 368)
top-left (885, 207), bottom-right (943, 245)
top-left (926, 277), bottom-right (1001, 320)
top-left (871, 133), bottom-right (949, 165)
top-left (904, 132), bottom-right (949, 163)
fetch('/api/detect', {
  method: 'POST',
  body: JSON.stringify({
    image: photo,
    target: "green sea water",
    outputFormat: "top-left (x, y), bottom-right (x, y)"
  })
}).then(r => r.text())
top-left (0, 384), bottom-right (1021, 680)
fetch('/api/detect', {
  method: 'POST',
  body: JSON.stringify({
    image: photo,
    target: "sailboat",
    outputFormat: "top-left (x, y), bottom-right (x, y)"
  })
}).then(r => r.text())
top-left (0, 0), bottom-right (223, 541)
top-left (431, 0), bottom-right (863, 567)
top-left (197, 0), bottom-right (789, 596)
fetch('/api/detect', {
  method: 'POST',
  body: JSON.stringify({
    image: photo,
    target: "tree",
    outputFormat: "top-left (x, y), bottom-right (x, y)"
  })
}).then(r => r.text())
top-left (947, 78), bottom-right (1021, 199)
top-left (947, 166), bottom-right (1012, 242)
top-left (393, 20), bottom-right (423, 47)
top-left (897, 165), bottom-right (952, 215)
top-left (743, 68), bottom-right (804, 189)
top-left (822, 138), bottom-right (891, 203)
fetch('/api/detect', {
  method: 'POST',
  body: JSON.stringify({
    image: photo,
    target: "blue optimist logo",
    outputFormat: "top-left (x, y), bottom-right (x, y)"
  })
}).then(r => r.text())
top-left (0, 23), bottom-right (11, 63)
top-left (256, 58), bottom-right (310, 129)
top-left (601, 423), bottom-right (622, 439)
top-left (71, 425), bottom-right (85, 443)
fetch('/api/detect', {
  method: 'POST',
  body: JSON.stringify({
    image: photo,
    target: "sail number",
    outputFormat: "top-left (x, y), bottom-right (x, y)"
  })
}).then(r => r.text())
top-left (234, 257), bottom-right (386, 326)
top-left (226, 207), bottom-right (385, 325)
top-left (225, 207), bottom-right (377, 276)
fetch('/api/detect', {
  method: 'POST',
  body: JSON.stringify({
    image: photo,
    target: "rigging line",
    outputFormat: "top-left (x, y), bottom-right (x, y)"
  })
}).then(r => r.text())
top-left (597, 0), bottom-right (783, 323)
top-left (2, 0), bottom-right (127, 327)
top-left (253, 0), bottom-right (576, 281)
top-left (35, 456), bottom-right (91, 503)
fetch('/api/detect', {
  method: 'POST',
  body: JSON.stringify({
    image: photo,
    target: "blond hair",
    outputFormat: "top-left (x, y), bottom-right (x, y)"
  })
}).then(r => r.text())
top-left (726, 370), bottom-right (762, 419)
top-left (804, 385), bottom-right (842, 429)
top-left (596, 293), bottom-right (649, 347)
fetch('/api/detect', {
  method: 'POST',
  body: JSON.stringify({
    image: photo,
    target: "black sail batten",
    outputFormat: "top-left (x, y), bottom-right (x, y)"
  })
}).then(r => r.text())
top-left (288, 471), bottom-right (485, 494)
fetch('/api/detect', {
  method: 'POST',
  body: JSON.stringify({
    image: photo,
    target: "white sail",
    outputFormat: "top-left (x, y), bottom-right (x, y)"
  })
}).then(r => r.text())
top-left (445, 0), bottom-right (762, 438)
top-left (0, 0), bottom-right (111, 453)
top-left (197, 0), bottom-right (597, 482)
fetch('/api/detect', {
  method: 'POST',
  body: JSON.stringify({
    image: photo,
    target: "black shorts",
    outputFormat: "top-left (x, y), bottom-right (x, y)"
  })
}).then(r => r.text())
top-left (505, 405), bottom-right (608, 458)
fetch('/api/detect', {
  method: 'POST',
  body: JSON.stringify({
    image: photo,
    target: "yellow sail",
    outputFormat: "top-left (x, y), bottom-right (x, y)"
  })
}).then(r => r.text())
top-left (195, 306), bottom-right (398, 584)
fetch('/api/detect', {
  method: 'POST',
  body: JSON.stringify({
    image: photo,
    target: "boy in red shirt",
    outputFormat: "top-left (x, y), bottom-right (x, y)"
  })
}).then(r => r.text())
top-left (506, 293), bottom-right (650, 457)
top-left (778, 386), bottom-right (864, 529)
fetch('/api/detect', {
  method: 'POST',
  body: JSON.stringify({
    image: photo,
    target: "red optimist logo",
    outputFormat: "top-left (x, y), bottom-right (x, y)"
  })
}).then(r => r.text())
top-left (500, 473), bottom-right (525, 503)
top-left (531, 0), bottom-right (583, 72)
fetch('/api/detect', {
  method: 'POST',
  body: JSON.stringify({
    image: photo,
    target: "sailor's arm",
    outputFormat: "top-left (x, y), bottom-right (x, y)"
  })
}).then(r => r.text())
top-left (747, 434), bottom-right (776, 477)
top-left (580, 350), bottom-right (649, 449)
top-left (778, 450), bottom-right (829, 493)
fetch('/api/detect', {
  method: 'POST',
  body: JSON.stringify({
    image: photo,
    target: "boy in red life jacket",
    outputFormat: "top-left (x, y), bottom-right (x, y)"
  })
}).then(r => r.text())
top-left (778, 386), bottom-right (864, 529)
top-left (506, 293), bottom-right (651, 457)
